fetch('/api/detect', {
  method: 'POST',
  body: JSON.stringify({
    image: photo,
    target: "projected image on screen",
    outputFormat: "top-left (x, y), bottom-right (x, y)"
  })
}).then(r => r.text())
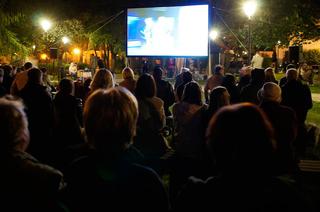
top-left (127, 5), bottom-right (208, 57)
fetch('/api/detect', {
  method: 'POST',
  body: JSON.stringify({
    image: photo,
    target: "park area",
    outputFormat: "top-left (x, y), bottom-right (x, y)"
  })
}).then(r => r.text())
top-left (1, 0), bottom-right (320, 211)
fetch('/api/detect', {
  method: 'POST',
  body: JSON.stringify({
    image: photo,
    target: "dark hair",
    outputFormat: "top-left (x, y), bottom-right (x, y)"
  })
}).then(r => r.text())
top-left (213, 65), bottom-right (224, 75)
top-left (206, 103), bottom-right (275, 175)
top-left (182, 81), bottom-right (202, 106)
top-left (40, 67), bottom-right (48, 74)
top-left (27, 68), bottom-right (42, 84)
top-left (251, 68), bottom-right (265, 85)
top-left (135, 74), bottom-right (156, 99)
top-left (222, 73), bottom-right (236, 87)
top-left (153, 66), bottom-right (163, 81)
top-left (182, 71), bottom-right (193, 83)
top-left (24, 62), bottom-right (32, 70)
top-left (58, 78), bottom-right (74, 94)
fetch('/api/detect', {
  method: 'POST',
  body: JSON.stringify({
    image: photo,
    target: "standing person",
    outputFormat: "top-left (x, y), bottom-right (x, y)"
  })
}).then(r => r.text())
top-left (251, 50), bottom-right (264, 69)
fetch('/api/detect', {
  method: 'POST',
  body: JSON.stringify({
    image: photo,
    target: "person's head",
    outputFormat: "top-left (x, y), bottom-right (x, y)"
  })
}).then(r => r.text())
top-left (90, 68), bottom-right (114, 91)
top-left (0, 96), bottom-right (29, 152)
top-left (182, 81), bottom-right (203, 106)
top-left (27, 68), bottom-right (43, 84)
top-left (153, 66), bottom-right (163, 81)
top-left (58, 79), bottom-right (74, 95)
top-left (258, 82), bottom-right (282, 103)
top-left (122, 67), bottom-right (135, 80)
top-left (239, 66), bottom-right (252, 77)
top-left (301, 62), bottom-right (308, 69)
top-left (264, 67), bottom-right (276, 82)
top-left (182, 71), bottom-right (193, 83)
top-left (23, 62), bottom-right (32, 71)
top-left (286, 68), bottom-right (298, 81)
top-left (206, 103), bottom-right (275, 176)
top-left (250, 68), bottom-right (265, 84)
top-left (222, 73), bottom-right (236, 87)
top-left (2, 65), bottom-right (13, 77)
top-left (40, 67), bottom-right (48, 74)
top-left (135, 73), bottom-right (156, 99)
top-left (181, 67), bottom-right (190, 74)
top-left (213, 65), bottom-right (224, 75)
top-left (83, 88), bottom-right (138, 157)
top-left (286, 63), bottom-right (296, 71)
top-left (208, 86), bottom-right (230, 115)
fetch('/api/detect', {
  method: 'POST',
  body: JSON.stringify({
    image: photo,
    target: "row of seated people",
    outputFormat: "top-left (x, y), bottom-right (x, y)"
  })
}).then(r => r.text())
top-left (0, 62), bottom-right (314, 211)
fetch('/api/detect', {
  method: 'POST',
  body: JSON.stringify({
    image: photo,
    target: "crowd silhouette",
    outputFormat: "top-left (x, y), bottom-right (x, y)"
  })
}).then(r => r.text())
top-left (0, 61), bottom-right (315, 211)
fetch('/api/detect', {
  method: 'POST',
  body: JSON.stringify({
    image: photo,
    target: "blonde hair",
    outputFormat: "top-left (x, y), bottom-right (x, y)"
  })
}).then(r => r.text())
top-left (90, 69), bottom-right (114, 92)
top-left (84, 87), bottom-right (138, 155)
top-left (122, 67), bottom-right (134, 80)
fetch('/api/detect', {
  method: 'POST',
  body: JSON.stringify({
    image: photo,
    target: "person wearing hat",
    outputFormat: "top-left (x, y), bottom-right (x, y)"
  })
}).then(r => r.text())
top-left (258, 82), bottom-right (298, 176)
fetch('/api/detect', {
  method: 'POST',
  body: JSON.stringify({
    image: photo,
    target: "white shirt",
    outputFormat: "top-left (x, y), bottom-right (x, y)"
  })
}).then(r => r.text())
top-left (251, 53), bottom-right (264, 69)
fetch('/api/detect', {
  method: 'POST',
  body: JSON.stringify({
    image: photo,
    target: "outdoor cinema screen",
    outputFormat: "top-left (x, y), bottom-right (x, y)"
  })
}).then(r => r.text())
top-left (127, 4), bottom-right (209, 57)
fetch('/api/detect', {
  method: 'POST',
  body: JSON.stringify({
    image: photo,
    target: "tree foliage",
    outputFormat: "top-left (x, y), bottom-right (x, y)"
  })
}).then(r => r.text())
top-left (214, 0), bottom-right (320, 52)
top-left (0, 0), bottom-right (29, 55)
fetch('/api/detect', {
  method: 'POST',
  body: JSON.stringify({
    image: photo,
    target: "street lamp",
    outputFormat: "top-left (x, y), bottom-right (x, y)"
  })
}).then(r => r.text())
top-left (40, 19), bottom-right (52, 32)
top-left (210, 29), bottom-right (219, 41)
top-left (62, 36), bottom-right (70, 64)
top-left (62, 36), bottom-right (70, 45)
top-left (243, 0), bottom-right (257, 64)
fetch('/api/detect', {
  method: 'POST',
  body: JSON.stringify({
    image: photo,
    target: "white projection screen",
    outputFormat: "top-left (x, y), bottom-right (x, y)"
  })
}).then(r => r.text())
top-left (127, 4), bottom-right (209, 57)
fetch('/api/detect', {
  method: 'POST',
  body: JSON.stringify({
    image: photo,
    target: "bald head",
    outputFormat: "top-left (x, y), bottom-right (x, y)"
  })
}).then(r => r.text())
top-left (286, 68), bottom-right (298, 81)
top-left (258, 82), bottom-right (282, 103)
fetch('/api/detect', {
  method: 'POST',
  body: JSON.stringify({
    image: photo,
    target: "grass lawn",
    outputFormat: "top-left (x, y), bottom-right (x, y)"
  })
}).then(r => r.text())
top-left (307, 101), bottom-right (320, 127)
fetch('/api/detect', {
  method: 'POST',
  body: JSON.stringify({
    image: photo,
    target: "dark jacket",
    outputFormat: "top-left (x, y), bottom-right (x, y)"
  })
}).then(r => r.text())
top-left (0, 150), bottom-right (63, 211)
top-left (260, 101), bottom-right (298, 175)
top-left (19, 82), bottom-right (54, 161)
top-left (155, 79), bottom-right (175, 116)
top-left (281, 80), bottom-right (313, 124)
top-left (63, 149), bottom-right (169, 211)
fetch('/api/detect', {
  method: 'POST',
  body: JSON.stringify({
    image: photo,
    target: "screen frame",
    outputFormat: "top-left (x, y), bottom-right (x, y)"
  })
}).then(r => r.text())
top-left (126, 4), bottom-right (209, 58)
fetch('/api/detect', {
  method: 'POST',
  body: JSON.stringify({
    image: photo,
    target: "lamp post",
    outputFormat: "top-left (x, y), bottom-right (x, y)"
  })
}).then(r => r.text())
top-left (39, 18), bottom-right (52, 66)
top-left (243, 0), bottom-right (257, 64)
top-left (62, 36), bottom-right (70, 63)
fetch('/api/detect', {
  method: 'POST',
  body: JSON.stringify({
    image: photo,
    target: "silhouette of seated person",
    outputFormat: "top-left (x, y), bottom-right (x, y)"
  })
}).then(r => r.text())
top-left (175, 103), bottom-right (311, 211)
top-left (63, 88), bottom-right (169, 211)
top-left (0, 96), bottom-right (63, 211)
top-left (258, 82), bottom-right (298, 176)
top-left (119, 67), bottom-right (137, 94)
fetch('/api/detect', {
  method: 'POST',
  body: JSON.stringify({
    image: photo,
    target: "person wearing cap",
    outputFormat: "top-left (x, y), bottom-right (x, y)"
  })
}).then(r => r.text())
top-left (258, 82), bottom-right (298, 176)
